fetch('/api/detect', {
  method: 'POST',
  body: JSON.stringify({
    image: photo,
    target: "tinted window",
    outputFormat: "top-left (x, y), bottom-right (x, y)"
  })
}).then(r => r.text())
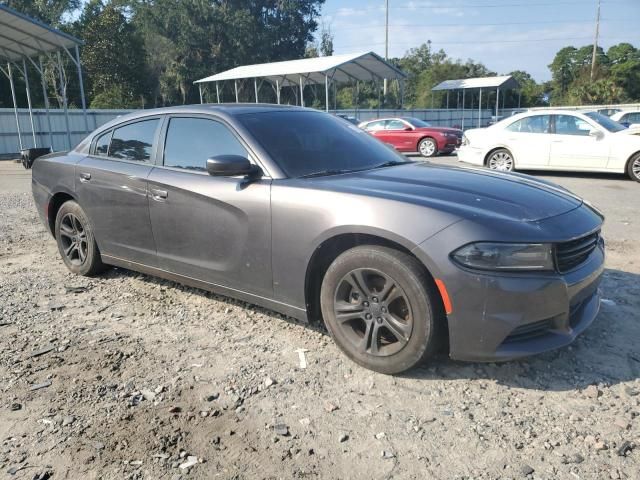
top-left (109, 119), bottom-right (159, 161)
top-left (625, 112), bottom-right (640, 123)
top-left (555, 115), bottom-right (591, 136)
top-left (238, 111), bottom-right (409, 178)
top-left (402, 117), bottom-right (432, 127)
top-left (506, 115), bottom-right (551, 133)
top-left (386, 119), bottom-right (406, 130)
top-left (364, 120), bottom-right (386, 131)
top-left (164, 117), bottom-right (248, 171)
top-left (95, 130), bottom-right (111, 156)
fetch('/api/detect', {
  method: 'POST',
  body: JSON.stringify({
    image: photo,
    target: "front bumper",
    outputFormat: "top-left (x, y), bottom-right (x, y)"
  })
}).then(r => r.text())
top-left (457, 145), bottom-right (484, 166)
top-left (413, 209), bottom-right (605, 362)
top-left (445, 247), bottom-right (604, 362)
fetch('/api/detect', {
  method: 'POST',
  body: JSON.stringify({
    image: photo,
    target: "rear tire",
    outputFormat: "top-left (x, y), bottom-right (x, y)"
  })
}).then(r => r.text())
top-left (418, 138), bottom-right (438, 158)
top-left (320, 245), bottom-right (442, 374)
top-left (627, 153), bottom-right (640, 182)
top-left (54, 200), bottom-right (106, 276)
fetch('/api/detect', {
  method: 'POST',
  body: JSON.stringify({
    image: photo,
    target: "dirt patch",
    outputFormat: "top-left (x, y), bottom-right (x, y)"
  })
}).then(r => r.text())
top-left (1, 164), bottom-right (639, 479)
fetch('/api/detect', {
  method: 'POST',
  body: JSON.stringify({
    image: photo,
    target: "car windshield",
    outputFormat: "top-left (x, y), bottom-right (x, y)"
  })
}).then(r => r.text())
top-left (238, 110), bottom-right (410, 178)
top-left (402, 117), bottom-right (432, 128)
top-left (584, 111), bottom-right (626, 132)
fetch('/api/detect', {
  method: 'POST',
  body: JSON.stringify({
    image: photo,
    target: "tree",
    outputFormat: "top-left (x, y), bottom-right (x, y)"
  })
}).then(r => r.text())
top-left (77, 1), bottom-right (148, 108)
top-left (1, 0), bottom-right (79, 26)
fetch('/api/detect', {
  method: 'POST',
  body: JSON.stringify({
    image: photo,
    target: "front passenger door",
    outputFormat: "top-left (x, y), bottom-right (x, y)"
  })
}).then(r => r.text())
top-left (147, 116), bottom-right (273, 297)
top-left (549, 114), bottom-right (610, 168)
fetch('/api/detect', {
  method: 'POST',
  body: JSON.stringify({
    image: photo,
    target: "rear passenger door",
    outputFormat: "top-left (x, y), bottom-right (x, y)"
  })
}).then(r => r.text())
top-left (147, 115), bottom-right (273, 297)
top-left (75, 117), bottom-right (161, 266)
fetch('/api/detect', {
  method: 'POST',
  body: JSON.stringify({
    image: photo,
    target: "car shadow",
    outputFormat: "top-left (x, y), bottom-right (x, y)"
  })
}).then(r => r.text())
top-left (516, 169), bottom-right (628, 182)
top-left (103, 266), bottom-right (639, 392)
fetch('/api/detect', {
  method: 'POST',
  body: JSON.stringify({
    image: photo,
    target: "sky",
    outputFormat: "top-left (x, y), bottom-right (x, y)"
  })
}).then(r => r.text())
top-left (318, 0), bottom-right (640, 81)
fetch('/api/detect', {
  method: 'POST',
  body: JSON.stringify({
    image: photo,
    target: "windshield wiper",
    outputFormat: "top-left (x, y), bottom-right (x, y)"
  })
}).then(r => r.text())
top-left (371, 160), bottom-right (412, 169)
top-left (298, 169), bottom-right (354, 178)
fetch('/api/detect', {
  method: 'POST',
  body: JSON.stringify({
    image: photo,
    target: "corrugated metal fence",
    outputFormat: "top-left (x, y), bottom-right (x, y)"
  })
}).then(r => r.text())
top-left (0, 108), bottom-right (133, 155)
top-left (0, 107), bottom-right (489, 155)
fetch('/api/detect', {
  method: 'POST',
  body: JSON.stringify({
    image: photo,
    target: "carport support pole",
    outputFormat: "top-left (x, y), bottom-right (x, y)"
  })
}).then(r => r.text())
top-left (446, 91), bottom-right (449, 109)
top-left (518, 90), bottom-right (521, 108)
top-left (496, 87), bottom-right (500, 117)
top-left (478, 88), bottom-right (482, 128)
top-left (324, 74), bottom-right (329, 112)
top-left (7, 62), bottom-right (23, 151)
top-left (216, 82), bottom-right (220, 103)
top-left (56, 52), bottom-right (72, 150)
top-left (461, 89), bottom-right (466, 130)
top-left (299, 76), bottom-right (304, 107)
top-left (23, 59), bottom-right (37, 148)
top-left (234, 80), bottom-right (239, 103)
top-left (74, 45), bottom-right (89, 133)
top-left (39, 57), bottom-right (54, 149)
top-left (198, 84), bottom-right (203, 104)
top-left (254, 78), bottom-right (259, 103)
top-left (276, 80), bottom-right (281, 104)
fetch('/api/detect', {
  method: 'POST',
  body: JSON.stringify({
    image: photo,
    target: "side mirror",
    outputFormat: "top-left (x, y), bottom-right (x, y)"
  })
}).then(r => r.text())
top-left (206, 155), bottom-right (261, 177)
top-left (588, 129), bottom-right (604, 139)
top-left (404, 126), bottom-right (413, 131)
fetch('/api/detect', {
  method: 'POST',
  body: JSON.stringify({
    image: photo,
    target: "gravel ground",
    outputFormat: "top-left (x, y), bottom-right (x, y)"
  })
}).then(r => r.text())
top-left (1, 159), bottom-right (639, 480)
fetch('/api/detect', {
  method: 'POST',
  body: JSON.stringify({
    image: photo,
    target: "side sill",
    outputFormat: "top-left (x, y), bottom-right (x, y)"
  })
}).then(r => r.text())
top-left (101, 254), bottom-right (309, 322)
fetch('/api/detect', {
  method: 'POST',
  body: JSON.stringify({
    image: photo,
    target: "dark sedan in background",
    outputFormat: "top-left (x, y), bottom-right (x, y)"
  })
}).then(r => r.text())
top-left (359, 117), bottom-right (463, 157)
top-left (32, 104), bottom-right (604, 374)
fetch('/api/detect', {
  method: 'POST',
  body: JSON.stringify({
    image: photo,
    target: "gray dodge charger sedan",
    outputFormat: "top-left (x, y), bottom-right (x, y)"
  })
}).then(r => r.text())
top-left (32, 104), bottom-right (605, 374)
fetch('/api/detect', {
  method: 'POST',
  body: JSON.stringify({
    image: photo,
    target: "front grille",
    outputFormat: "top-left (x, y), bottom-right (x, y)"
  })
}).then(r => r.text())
top-left (555, 231), bottom-right (600, 273)
top-left (503, 318), bottom-right (553, 343)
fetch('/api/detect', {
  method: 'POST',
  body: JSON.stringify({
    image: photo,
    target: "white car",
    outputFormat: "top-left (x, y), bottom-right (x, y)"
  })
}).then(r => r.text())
top-left (457, 109), bottom-right (640, 182)
top-left (610, 110), bottom-right (640, 128)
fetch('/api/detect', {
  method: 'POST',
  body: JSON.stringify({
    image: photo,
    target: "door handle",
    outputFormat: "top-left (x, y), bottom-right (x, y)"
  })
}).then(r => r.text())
top-left (79, 172), bottom-right (91, 182)
top-left (150, 188), bottom-right (168, 200)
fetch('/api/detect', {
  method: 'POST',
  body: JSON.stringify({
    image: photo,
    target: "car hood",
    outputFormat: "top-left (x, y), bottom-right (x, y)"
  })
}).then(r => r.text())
top-left (310, 162), bottom-right (583, 222)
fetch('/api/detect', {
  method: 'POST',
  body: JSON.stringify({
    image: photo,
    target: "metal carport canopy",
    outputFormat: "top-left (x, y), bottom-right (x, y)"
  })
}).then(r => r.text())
top-left (194, 51), bottom-right (407, 111)
top-left (0, 4), bottom-right (88, 153)
top-left (431, 75), bottom-right (519, 91)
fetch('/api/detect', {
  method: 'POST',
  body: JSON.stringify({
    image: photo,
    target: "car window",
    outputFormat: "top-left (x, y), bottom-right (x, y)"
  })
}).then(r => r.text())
top-left (628, 113), bottom-right (640, 123)
top-left (238, 111), bottom-right (408, 178)
top-left (505, 115), bottom-right (550, 134)
top-left (555, 115), bottom-right (591, 136)
top-left (163, 117), bottom-right (248, 171)
top-left (94, 130), bottom-right (112, 156)
top-left (364, 120), bottom-right (387, 131)
top-left (109, 119), bottom-right (159, 161)
top-left (386, 120), bottom-right (406, 130)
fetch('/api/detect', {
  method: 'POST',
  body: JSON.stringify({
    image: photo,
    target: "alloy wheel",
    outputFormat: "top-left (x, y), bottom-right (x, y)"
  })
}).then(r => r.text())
top-left (333, 268), bottom-right (413, 357)
top-left (633, 157), bottom-right (640, 181)
top-left (58, 213), bottom-right (88, 266)
top-left (419, 139), bottom-right (436, 157)
top-left (488, 151), bottom-right (514, 171)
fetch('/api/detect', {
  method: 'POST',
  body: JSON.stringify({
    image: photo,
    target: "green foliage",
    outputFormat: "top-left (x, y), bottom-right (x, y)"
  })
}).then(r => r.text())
top-left (1, 0), bottom-right (79, 26)
top-left (548, 43), bottom-right (638, 105)
top-left (77, 1), bottom-right (147, 105)
top-left (90, 85), bottom-right (141, 109)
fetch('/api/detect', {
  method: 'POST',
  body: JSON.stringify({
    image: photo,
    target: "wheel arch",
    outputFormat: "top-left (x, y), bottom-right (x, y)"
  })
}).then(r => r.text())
top-left (303, 232), bottom-right (448, 349)
top-left (47, 191), bottom-right (77, 236)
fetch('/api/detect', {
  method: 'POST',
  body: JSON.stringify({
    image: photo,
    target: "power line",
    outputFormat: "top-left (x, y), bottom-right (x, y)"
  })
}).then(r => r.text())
top-left (337, 35), bottom-right (625, 49)
top-left (333, 18), bottom-right (625, 29)
top-left (322, 0), bottom-right (626, 15)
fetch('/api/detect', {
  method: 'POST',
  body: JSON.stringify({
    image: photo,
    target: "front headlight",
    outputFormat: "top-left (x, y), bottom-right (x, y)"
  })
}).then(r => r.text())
top-left (451, 242), bottom-right (554, 271)
top-left (461, 134), bottom-right (469, 146)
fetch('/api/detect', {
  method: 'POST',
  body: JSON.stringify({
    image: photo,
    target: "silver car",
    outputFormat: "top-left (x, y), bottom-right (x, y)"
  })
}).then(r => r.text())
top-left (32, 105), bottom-right (605, 374)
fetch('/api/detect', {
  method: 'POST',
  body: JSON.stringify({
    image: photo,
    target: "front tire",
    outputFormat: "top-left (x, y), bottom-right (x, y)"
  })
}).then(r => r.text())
top-left (486, 148), bottom-right (515, 172)
top-left (55, 200), bottom-right (106, 276)
top-left (627, 153), bottom-right (640, 182)
top-left (320, 245), bottom-right (442, 374)
top-left (418, 138), bottom-right (438, 158)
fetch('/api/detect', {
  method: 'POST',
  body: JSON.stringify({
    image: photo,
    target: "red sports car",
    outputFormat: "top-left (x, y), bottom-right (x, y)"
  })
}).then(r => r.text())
top-left (358, 117), bottom-right (463, 157)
